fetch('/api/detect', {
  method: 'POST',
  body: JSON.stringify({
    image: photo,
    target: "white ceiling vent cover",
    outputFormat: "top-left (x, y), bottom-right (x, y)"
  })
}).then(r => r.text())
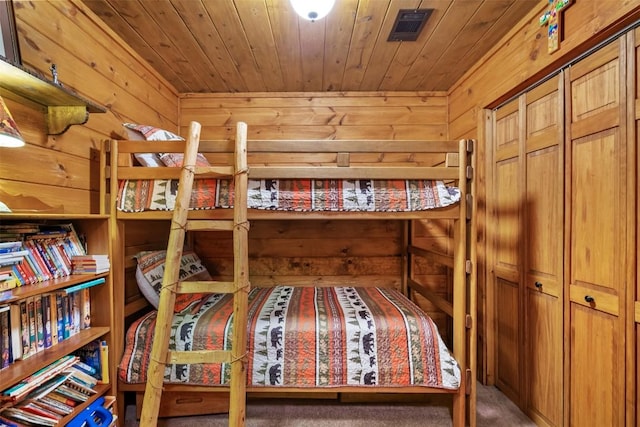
top-left (388, 9), bottom-right (432, 42)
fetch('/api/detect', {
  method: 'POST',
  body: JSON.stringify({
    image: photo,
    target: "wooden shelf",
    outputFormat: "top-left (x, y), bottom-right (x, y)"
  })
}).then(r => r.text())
top-left (0, 272), bottom-right (108, 306)
top-left (0, 58), bottom-right (106, 135)
top-left (0, 326), bottom-right (109, 391)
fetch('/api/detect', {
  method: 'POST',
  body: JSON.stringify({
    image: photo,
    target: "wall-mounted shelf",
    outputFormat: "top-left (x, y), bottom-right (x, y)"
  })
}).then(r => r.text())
top-left (0, 57), bottom-right (107, 135)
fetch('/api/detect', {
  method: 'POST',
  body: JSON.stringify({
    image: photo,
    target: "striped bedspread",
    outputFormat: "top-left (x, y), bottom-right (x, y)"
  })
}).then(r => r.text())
top-left (116, 178), bottom-right (460, 212)
top-left (118, 286), bottom-right (460, 390)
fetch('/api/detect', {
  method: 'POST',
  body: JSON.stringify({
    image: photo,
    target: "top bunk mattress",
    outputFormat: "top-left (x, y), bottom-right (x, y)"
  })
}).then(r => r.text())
top-left (117, 178), bottom-right (461, 213)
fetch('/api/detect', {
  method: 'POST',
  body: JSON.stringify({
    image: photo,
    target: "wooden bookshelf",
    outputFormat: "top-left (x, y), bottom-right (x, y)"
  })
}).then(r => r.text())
top-left (0, 214), bottom-right (114, 425)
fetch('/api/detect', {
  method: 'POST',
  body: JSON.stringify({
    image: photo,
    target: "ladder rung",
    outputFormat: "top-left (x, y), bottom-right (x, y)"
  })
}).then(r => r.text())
top-left (168, 349), bottom-right (232, 365)
top-left (186, 220), bottom-right (234, 231)
top-left (177, 280), bottom-right (236, 294)
top-left (193, 165), bottom-right (234, 177)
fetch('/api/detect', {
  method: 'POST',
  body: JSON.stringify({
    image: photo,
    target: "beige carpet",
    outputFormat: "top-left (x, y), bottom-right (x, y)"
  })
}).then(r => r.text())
top-left (125, 384), bottom-right (536, 426)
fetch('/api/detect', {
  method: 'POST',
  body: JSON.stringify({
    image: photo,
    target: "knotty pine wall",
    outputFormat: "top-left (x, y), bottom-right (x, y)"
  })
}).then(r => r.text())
top-left (0, 0), bottom-right (179, 214)
top-left (180, 92), bottom-right (453, 334)
top-left (447, 0), bottom-right (640, 382)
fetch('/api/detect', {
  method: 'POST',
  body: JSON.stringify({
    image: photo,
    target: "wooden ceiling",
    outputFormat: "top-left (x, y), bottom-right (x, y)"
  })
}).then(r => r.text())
top-left (82, 0), bottom-right (540, 94)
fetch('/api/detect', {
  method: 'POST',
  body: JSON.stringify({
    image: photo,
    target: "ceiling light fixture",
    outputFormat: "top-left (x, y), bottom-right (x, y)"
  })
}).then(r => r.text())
top-left (290, 0), bottom-right (336, 21)
top-left (0, 95), bottom-right (25, 148)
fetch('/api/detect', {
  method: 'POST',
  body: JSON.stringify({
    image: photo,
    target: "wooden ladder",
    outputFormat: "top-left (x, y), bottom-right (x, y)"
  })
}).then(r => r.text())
top-left (140, 121), bottom-right (250, 426)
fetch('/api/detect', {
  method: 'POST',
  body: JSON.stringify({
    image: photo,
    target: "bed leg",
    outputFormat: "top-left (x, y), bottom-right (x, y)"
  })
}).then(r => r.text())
top-left (117, 390), bottom-right (127, 425)
top-left (452, 380), bottom-right (467, 427)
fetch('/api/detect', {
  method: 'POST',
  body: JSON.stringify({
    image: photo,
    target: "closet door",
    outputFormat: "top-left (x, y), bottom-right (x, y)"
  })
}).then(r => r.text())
top-left (491, 99), bottom-right (523, 406)
top-left (632, 26), bottom-right (640, 427)
top-left (566, 39), bottom-right (627, 427)
top-left (523, 74), bottom-right (564, 427)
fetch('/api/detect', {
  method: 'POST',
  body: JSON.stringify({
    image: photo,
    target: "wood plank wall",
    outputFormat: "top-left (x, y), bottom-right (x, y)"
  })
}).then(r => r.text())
top-left (447, 0), bottom-right (640, 382)
top-left (0, 0), bottom-right (179, 214)
top-left (180, 92), bottom-right (452, 333)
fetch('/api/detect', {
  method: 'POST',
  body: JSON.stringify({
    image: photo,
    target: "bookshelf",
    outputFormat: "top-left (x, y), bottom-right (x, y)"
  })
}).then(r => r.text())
top-left (0, 213), bottom-right (115, 426)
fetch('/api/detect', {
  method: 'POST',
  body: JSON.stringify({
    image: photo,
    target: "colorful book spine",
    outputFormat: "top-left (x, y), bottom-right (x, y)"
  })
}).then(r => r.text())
top-left (19, 300), bottom-right (29, 359)
top-left (34, 296), bottom-right (44, 353)
top-left (26, 297), bottom-right (37, 356)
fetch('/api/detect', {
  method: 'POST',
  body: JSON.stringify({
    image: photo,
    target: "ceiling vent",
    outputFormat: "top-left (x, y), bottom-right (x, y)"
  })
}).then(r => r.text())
top-left (388, 9), bottom-right (432, 41)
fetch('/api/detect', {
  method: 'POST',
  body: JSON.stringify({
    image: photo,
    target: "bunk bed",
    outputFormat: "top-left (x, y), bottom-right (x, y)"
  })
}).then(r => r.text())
top-left (100, 122), bottom-right (476, 427)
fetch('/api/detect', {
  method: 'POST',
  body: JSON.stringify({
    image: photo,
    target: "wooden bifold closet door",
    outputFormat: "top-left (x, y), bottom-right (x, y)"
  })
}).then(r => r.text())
top-left (490, 73), bottom-right (564, 426)
top-left (565, 38), bottom-right (628, 427)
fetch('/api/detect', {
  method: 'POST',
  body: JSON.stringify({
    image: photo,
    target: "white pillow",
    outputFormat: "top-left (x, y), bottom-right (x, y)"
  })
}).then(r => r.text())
top-left (122, 123), bottom-right (184, 167)
top-left (134, 249), bottom-right (212, 312)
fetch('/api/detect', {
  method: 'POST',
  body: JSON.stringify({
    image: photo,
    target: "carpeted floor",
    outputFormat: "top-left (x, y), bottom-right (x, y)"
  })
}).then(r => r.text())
top-left (125, 384), bottom-right (536, 426)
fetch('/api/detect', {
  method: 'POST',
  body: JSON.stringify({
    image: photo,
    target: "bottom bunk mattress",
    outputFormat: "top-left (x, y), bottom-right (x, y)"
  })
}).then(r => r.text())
top-left (118, 286), bottom-right (460, 390)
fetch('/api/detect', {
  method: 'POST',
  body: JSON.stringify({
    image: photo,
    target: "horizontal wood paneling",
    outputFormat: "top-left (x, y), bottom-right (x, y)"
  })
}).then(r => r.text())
top-left (0, 0), bottom-right (179, 214)
top-left (180, 92), bottom-right (449, 141)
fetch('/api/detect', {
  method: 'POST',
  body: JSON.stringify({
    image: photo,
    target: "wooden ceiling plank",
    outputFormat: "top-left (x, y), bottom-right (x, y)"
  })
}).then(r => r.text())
top-left (234, 0), bottom-right (286, 92)
top-left (379, 0), bottom-right (453, 91)
top-left (141, 0), bottom-right (229, 92)
top-left (322, 0), bottom-right (359, 91)
top-left (106, 0), bottom-right (213, 92)
top-left (396, 0), bottom-right (483, 91)
top-left (299, 16), bottom-right (327, 91)
top-left (81, 0), bottom-right (189, 92)
top-left (266, 0), bottom-right (304, 91)
top-left (437, 0), bottom-right (540, 92)
top-left (421, 0), bottom-right (519, 90)
top-left (358, 0), bottom-right (422, 91)
top-left (171, 0), bottom-right (247, 93)
top-left (341, 0), bottom-right (390, 90)
top-left (201, 0), bottom-right (267, 92)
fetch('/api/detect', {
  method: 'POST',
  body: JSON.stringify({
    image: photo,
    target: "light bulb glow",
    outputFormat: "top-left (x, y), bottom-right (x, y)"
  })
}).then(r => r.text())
top-left (289, 0), bottom-right (336, 21)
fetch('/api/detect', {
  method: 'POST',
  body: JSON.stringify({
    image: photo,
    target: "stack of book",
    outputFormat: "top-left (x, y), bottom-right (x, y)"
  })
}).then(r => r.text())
top-left (0, 278), bottom-right (105, 369)
top-left (0, 223), bottom-right (87, 289)
top-left (71, 255), bottom-right (110, 275)
top-left (0, 242), bottom-right (29, 292)
top-left (0, 355), bottom-right (101, 426)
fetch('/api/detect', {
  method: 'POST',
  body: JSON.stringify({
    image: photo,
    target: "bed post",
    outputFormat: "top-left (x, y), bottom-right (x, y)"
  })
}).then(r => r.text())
top-left (452, 138), bottom-right (476, 427)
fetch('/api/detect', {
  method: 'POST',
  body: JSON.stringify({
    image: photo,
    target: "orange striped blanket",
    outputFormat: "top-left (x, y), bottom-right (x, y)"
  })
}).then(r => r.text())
top-left (116, 178), bottom-right (460, 212)
top-left (118, 286), bottom-right (460, 389)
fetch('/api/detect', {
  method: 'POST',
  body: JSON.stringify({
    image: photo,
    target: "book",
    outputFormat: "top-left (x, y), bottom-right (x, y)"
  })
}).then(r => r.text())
top-left (44, 391), bottom-right (77, 408)
top-left (0, 306), bottom-right (10, 369)
top-left (79, 288), bottom-right (91, 329)
top-left (25, 297), bottom-right (36, 356)
top-left (2, 355), bottom-right (78, 399)
top-left (18, 301), bottom-right (29, 359)
top-left (71, 254), bottom-right (110, 274)
top-left (36, 395), bottom-right (74, 416)
top-left (54, 293), bottom-right (64, 344)
top-left (41, 295), bottom-right (52, 349)
top-left (54, 384), bottom-right (88, 402)
top-left (63, 277), bottom-right (105, 294)
top-left (64, 365), bottom-right (98, 388)
top-left (8, 304), bottom-right (22, 361)
top-left (18, 402), bottom-right (62, 422)
top-left (23, 372), bottom-right (71, 401)
top-left (34, 296), bottom-right (44, 353)
top-left (99, 340), bottom-right (109, 384)
top-left (0, 407), bottom-right (57, 426)
top-left (73, 341), bottom-right (101, 380)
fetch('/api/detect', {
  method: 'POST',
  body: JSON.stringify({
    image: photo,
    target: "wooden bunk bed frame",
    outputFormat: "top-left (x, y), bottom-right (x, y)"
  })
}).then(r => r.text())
top-left (100, 123), bottom-right (477, 427)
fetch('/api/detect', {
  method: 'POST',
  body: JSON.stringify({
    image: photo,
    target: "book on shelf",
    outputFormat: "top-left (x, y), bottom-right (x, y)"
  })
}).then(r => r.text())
top-left (36, 395), bottom-right (74, 416)
top-left (1, 355), bottom-right (78, 401)
top-left (71, 254), bottom-right (110, 274)
top-left (0, 406), bottom-right (57, 426)
top-left (73, 341), bottom-right (102, 381)
top-left (8, 304), bottom-right (21, 362)
top-left (0, 306), bottom-right (10, 370)
top-left (17, 401), bottom-right (63, 422)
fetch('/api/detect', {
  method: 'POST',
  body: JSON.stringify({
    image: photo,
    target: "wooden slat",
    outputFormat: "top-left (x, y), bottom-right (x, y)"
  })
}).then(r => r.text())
top-left (176, 280), bottom-right (235, 294)
top-left (168, 350), bottom-right (232, 365)
top-left (186, 220), bottom-right (235, 232)
top-left (249, 166), bottom-right (460, 180)
top-left (117, 166), bottom-right (234, 180)
top-left (408, 278), bottom-right (453, 317)
top-left (408, 245), bottom-right (454, 268)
